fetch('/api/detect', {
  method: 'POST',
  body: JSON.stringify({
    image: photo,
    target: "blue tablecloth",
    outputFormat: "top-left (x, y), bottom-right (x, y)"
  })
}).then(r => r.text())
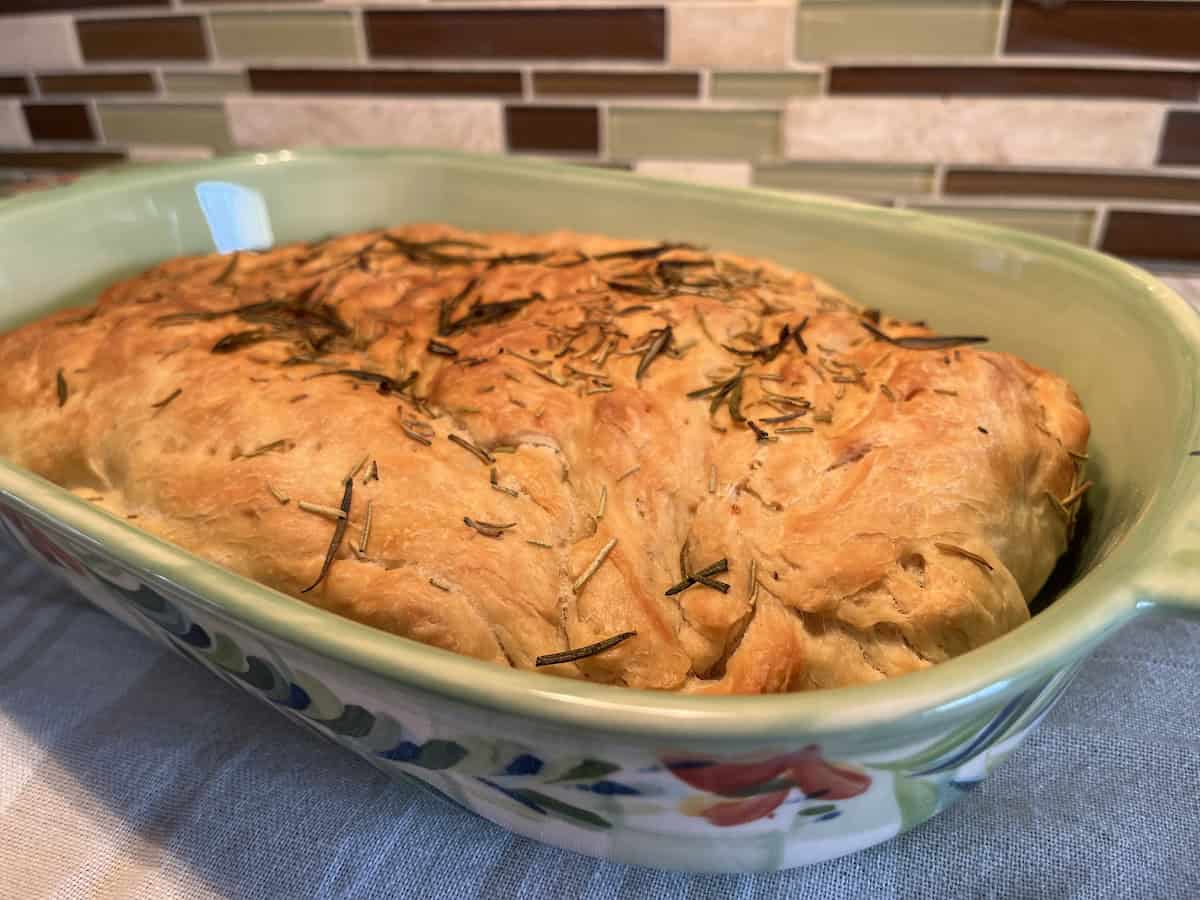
top-left (1, 279), bottom-right (1197, 900)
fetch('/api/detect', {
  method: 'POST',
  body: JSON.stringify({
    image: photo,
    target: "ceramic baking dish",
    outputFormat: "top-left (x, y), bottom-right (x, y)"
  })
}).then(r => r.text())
top-left (0, 150), bottom-right (1196, 872)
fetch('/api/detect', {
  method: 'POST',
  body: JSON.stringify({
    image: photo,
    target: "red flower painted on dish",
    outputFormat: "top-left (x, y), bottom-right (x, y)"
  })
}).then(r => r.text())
top-left (664, 745), bottom-right (871, 827)
top-left (0, 509), bottom-right (88, 575)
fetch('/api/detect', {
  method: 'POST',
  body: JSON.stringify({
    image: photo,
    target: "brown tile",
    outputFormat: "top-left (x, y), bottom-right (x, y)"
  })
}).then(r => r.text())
top-left (22, 103), bottom-right (94, 142)
top-left (248, 68), bottom-right (522, 96)
top-left (945, 168), bottom-right (1200, 205)
top-left (0, 149), bottom-right (124, 170)
top-left (505, 105), bottom-right (599, 153)
top-left (829, 65), bottom-right (1199, 101)
top-left (1005, 0), bottom-right (1200, 61)
top-left (1101, 210), bottom-right (1200, 261)
top-left (367, 10), bottom-right (665, 61)
top-left (533, 71), bottom-right (698, 98)
top-left (77, 17), bottom-right (207, 62)
top-left (0, 0), bottom-right (165, 14)
top-left (1158, 111), bottom-right (1200, 167)
top-left (0, 76), bottom-right (29, 96)
top-left (38, 72), bottom-right (156, 95)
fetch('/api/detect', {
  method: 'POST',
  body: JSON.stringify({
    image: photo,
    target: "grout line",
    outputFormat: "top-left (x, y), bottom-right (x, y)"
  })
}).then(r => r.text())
top-left (698, 68), bottom-right (711, 104)
top-left (151, 66), bottom-right (166, 98)
top-left (87, 97), bottom-right (105, 143)
top-left (782, 0), bottom-right (797, 72)
top-left (27, 70), bottom-right (41, 101)
top-left (521, 65), bottom-right (534, 102)
top-left (1088, 204), bottom-right (1109, 249)
top-left (198, 12), bottom-right (218, 64)
top-left (994, 0), bottom-right (1012, 57)
top-left (596, 100), bottom-right (610, 161)
top-left (1149, 105), bottom-right (1172, 167)
top-left (815, 63), bottom-right (830, 97)
top-left (349, 7), bottom-right (369, 64)
top-left (931, 161), bottom-right (947, 199)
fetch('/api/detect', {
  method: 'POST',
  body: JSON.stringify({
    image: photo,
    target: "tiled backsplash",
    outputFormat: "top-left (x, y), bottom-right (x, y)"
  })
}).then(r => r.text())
top-left (1, 0), bottom-right (1199, 261)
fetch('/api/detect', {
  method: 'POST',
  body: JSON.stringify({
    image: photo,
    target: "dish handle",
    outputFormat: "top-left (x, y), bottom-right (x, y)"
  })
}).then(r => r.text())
top-left (1137, 457), bottom-right (1200, 620)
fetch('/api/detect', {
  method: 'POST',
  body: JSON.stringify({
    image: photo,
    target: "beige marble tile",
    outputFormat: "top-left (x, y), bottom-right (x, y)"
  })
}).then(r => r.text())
top-left (226, 96), bottom-right (504, 152)
top-left (0, 15), bottom-right (80, 69)
top-left (669, 3), bottom-right (792, 70)
top-left (633, 160), bottom-right (752, 187)
top-left (0, 101), bottom-right (32, 147)
top-left (126, 144), bottom-right (216, 163)
top-left (784, 99), bottom-right (1164, 168)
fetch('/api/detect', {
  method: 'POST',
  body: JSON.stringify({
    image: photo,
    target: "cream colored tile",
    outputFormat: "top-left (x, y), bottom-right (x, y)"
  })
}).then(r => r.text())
top-left (0, 100), bottom-right (32, 147)
top-left (126, 144), bottom-right (216, 163)
top-left (0, 15), bottom-right (80, 69)
top-left (98, 104), bottom-right (235, 154)
top-left (162, 71), bottom-right (249, 97)
top-left (796, 0), bottom-right (1001, 60)
top-left (754, 162), bottom-right (934, 197)
top-left (711, 72), bottom-right (822, 101)
top-left (634, 160), bottom-right (752, 187)
top-left (610, 107), bottom-right (781, 160)
top-left (669, 3), bottom-right (792, 70)
top-left (784, 99), bottom-right (1163, 168)
top-left (226, 96), bottom-right (504, 152)
top-left (210, 12), bottom-right (358, 62)
top-left (908, 203), bottom-right (1096, 245)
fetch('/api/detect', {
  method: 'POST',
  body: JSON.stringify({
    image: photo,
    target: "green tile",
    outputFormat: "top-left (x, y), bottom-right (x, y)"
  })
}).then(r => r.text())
top-left (162, 71), bottom-right (248, 97)
top-left (98, 103), bottom-right (235, 154)
top-left (710, 72), bottom-right (822, 102)
top-left (754, 162), bottom-right (935, 199)
top-left (608, 108), bottom-right (780, 161)
top-left (210, 12), bottom-right (358, 62)
top-left (908, 203), bottom-right (1096, 245)
top-left (796, 1), bottom-right (1002, 60)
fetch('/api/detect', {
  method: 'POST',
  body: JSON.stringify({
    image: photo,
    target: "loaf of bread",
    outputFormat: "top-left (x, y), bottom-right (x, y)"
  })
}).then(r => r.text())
top-left (0, 224), bottom-right (1090, 693)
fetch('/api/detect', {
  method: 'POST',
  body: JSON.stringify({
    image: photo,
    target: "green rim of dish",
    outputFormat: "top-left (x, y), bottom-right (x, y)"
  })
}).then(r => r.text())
top-left (1, 148), bottom-right (1197, 742)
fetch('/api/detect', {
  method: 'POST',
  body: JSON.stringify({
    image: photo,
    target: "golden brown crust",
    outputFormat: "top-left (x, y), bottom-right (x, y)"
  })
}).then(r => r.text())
top-left (0, 224), bottom-right (1090, 693)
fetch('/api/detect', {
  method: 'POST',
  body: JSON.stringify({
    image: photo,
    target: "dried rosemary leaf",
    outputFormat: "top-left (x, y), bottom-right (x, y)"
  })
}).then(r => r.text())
top-left (861, 321), bottom-right (988, 351)
top-left (573, 537), bottom-right (617, 594)
top-left (464, 517), bottom-right (515, 538)
top-left (777, 426), bottom-right (815, 434)
top-left (266, 482), bottom-right (290, 505)
top-left (617, 465), bottom-right (640, 482)
top-left (429, 576), bottom-right (452, 592)
top-left (934, 542), bottom-right (993, 572)
top-left (535, 631), bottom-right (636, 667)
top-left (241, 439), bottom-right (294, 460)
top-left (636, 326), bottom-right (673, 381)
top-left (301, 477), bottom-right (353, 593)
top-left (358, 499), bottom-right (374, 554)
top-left (55, 369), bottom-right (68, 407)
top-left (212, 329), bottom-right (270, 354)
top-left (526, 539), bottom-right (553, 549)
top-left (1061, 480), bottom-right (1094, 507)
top-left (427, 339), bottom-right (458, 357)
top-left (449, 433), bottom-right (495, 465)
top-left (298, 501), bottom-right (347, 521)
top-left (665, 558), bottom-right (730, 596)
top-left (150, 388), bottom-right (182, 410)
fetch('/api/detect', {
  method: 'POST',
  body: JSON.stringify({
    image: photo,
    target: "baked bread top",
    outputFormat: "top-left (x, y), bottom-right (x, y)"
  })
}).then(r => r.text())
top-left (0, 224), bottom-right (1090, 693)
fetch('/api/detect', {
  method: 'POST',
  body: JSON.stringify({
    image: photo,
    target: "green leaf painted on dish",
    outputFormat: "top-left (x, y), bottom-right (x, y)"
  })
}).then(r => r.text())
top-left (415, 740), bottom-right (469, 770)
top-left (548, 759), bottom-right (621, 783)
top-left (893, 777), bottom-right (939, 833)
top-left (799, 804), bottom-right (836, 816)
top-left (514, 789), bottom-right (613, 830)
top-left (865, 708), bottom-right (995, 773)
